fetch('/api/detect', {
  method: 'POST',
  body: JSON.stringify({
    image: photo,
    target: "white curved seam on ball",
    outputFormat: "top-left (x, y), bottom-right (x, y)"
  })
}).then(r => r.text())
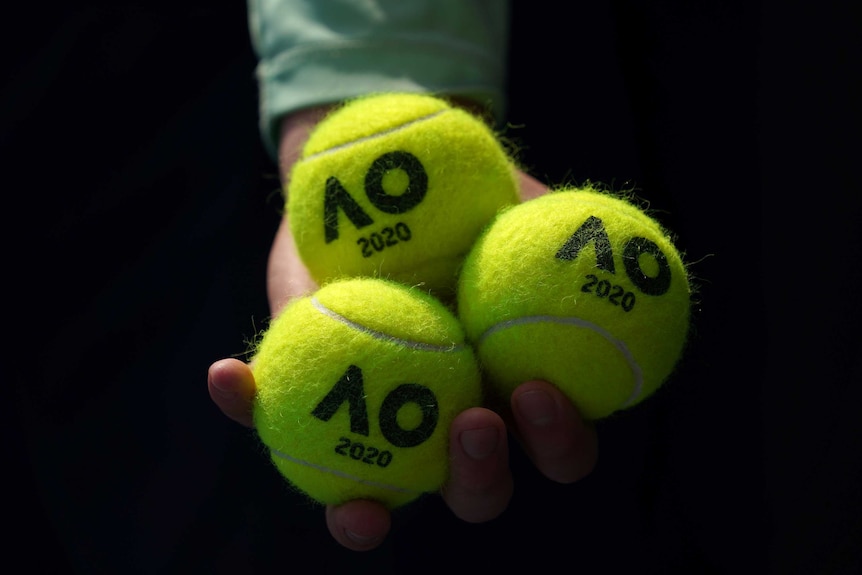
top-left (311, 296), bottom-right (464, 353)
top-left (270, 448), bottom-right (420, 495)
top-left (478, 315), bottom-right (644, 407)
top-left (302, 109), bottom-right (449, 161)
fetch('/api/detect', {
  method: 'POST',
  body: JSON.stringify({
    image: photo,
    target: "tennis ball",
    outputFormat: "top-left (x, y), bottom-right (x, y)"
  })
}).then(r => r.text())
top-left (286, 92), bottom-right (520, 298)
top-left (457, 188), bottom-right (691, 420)
top-left (252, 277), bottom-right (483, 508)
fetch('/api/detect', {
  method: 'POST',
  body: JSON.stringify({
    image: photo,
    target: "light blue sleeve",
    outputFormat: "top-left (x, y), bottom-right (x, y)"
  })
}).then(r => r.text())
top-left (248, 0), bottom-right (511, 159)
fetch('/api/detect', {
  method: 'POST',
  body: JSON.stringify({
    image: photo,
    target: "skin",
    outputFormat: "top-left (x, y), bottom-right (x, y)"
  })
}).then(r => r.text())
top-left (207, 101), bottom-right (598, 552)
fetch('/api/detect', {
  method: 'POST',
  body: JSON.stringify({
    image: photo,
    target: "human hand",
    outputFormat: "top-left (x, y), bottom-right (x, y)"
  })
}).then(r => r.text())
top-left (208, 358), bottom-right (597, 550)
top-left (207, 102), bottom-right (597, 551)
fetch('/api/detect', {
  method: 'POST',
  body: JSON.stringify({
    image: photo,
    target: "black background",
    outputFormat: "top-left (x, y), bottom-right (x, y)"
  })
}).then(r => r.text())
top-left (7, 1), bottom-right (861, 573)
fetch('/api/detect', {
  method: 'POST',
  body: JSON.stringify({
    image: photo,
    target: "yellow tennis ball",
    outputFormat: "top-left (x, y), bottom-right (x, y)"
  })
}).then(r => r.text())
top-left (286, 92), bottom-right (520, 298)
top-left (457, 188), bottom-right (692, 420)
top-left (252, 277), bottom-right (483, 508)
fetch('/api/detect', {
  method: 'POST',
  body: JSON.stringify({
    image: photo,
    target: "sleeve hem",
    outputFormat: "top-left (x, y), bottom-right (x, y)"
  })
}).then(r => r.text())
top-left (255, 40), bottom-right (508, 160)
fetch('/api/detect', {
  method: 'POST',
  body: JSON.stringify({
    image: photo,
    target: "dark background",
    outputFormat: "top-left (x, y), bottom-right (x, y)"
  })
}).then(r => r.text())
top-left (8, 1), bottom-right (860, 573)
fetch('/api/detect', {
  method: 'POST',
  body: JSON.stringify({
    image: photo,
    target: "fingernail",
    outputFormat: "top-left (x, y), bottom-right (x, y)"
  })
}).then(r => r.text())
top-left (460, 427), bottom-right (499, 460)
top-left (346, 530), bottom-right (380, 545)
top-left (516, 389), bottom-right (556, 427)
top-left (208, 375), bottom-right (236, 399)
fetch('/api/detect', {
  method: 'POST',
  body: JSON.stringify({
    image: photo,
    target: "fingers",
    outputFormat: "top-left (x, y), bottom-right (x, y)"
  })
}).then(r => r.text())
top-left (442, 407), bottom-right (513, 523)
top-left (209, 364), bottom-right (592, 547)
top-left (207, 358), bottom-right (256, 428)
top-left (325, 500), bottom-right (391, 552)
top-left (324, 386), bottom-right (593, 551)
top-left (209, 357), bottom-right (394, 552)
top-left (510, 380), bottom-right (598, 484)
top-left (324, 408), bottom-right (513, 551)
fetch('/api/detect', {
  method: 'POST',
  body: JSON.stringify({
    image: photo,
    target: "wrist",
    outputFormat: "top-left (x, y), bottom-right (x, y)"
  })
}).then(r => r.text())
top-left (277, 105), bottom-right (336, 182)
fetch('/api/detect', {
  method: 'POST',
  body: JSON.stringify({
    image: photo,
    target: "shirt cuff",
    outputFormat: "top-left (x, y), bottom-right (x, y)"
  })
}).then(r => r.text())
top-left (255, 38), bottom-right (508, 160)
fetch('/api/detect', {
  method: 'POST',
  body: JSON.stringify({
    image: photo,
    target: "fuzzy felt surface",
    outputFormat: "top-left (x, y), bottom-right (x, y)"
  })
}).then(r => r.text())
top-left (286, 93), bottom-right (519, 298)
top-left (457, 188), bottom-right (691, 420)
top-left (252, 277), bottom-right (482, 508)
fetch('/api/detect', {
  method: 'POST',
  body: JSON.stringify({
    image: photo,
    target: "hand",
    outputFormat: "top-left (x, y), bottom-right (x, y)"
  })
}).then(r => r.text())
top-left (209, 359), bottom-right (597, 550)
top-left (207, 101), bottom-right (598, 551)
